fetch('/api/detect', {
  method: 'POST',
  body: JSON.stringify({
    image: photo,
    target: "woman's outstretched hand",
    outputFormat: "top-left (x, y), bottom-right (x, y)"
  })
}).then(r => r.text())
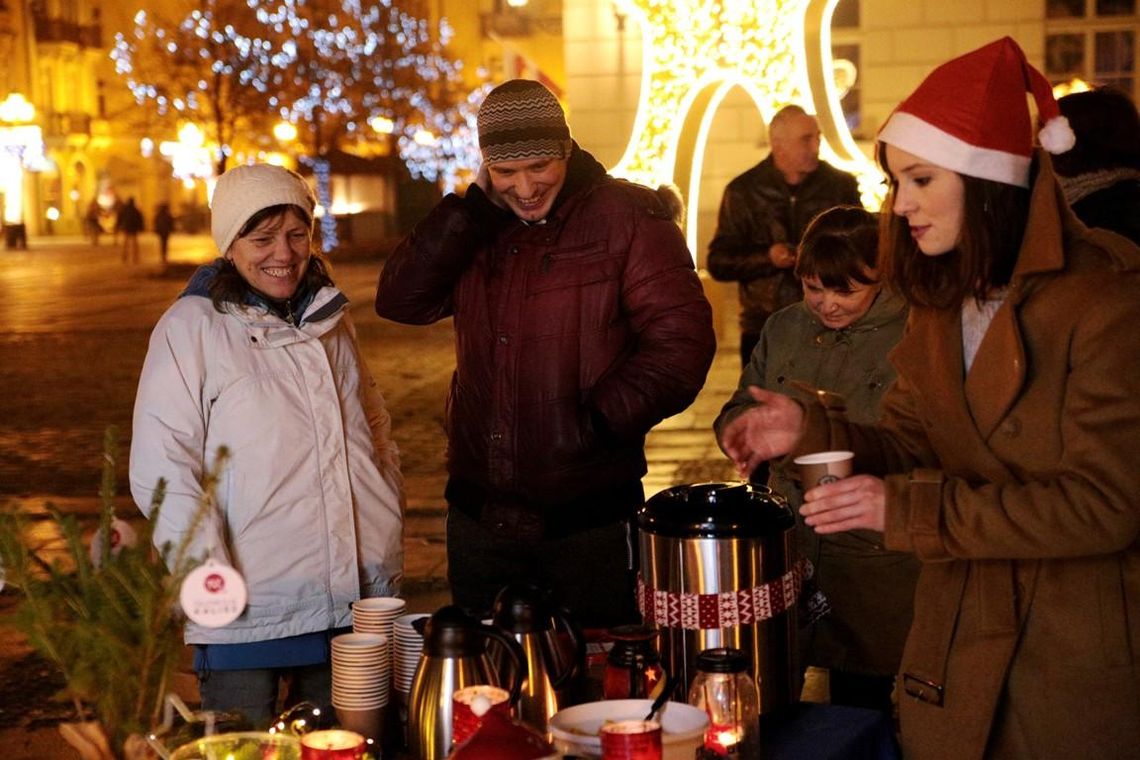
top-left (800, 474), bottom-right (886, 533)
top-left (719, 387), bottom-right (805, 480)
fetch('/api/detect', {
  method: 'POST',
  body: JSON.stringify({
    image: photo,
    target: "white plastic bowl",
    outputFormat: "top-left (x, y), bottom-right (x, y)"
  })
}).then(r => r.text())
top-left (549, 699), bottom-right (708, 760)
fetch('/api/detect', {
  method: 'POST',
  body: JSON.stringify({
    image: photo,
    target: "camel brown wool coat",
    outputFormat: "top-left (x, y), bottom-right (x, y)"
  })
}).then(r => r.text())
top-left (795, 155), bottom-right (1140, 759)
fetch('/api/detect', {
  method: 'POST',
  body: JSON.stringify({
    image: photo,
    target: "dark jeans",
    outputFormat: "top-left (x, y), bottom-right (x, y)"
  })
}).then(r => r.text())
top-left (446, 507), bottom-right (639, 628)
top-left (197, 663), bottom-right (332, 727)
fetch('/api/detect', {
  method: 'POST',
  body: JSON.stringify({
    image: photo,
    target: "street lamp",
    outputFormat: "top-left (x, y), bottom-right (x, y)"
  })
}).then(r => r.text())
top-left (0, 91), bottom-right (41, 247)
top-left (0, 92), bottom-right (35, 123)
top-left (369, 116), bottom-right (395, 135)
top-left (158, 121), bottom-right (213, 182)
top-left (273, 120), bottom-right (298, 143)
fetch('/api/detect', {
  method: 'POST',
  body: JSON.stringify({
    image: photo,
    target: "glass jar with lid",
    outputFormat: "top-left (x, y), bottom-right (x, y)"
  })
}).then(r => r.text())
top-left (687, 647), bottom-right (760, 758)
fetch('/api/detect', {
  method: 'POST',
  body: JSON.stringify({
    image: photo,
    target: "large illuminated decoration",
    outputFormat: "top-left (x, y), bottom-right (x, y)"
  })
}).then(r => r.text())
top-left (609, 0), bottom-right (883, 251)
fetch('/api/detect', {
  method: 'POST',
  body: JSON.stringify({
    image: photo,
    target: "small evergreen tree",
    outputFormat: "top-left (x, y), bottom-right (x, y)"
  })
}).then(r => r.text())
top-left (0, 428), bottom-right (227, 757)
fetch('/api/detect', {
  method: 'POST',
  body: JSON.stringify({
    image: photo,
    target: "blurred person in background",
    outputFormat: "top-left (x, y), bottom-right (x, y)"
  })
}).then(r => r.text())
top-left (153, 202), bottom-right (176, 268)
top-left (116, 197), bottom-right (144, 264)
top-left (1052, 86), bottom-right (1140, 244)
top-left (707, 104), bottom-right (861, 367)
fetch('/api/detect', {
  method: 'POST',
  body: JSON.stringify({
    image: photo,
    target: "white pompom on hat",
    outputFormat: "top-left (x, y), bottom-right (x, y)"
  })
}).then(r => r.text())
top-left (878, 36), bottom-right (1076, 188)
top-left (210, 164), bottom-right (316, 255)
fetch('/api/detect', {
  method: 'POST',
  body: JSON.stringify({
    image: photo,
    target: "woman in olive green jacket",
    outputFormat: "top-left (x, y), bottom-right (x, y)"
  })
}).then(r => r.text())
top-left (715, 206), bottom-right (918, 710)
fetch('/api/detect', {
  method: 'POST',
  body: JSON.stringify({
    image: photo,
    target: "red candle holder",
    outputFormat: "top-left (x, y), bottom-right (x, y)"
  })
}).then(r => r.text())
top-left (300, 729), bottom-right (366, 760)
top-left (451, 685), bottom-right (511, 747)
top-left (599, 719), bottom-right (663, 760)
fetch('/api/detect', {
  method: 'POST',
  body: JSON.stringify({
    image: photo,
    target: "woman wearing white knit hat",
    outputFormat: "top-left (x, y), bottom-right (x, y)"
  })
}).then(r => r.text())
top-left (719, 37), bottom-right (1140, 757)
top-left (130, 163), bottom-right (404, 724)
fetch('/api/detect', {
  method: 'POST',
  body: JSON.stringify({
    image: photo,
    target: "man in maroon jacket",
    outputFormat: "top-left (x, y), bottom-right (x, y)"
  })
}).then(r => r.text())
top-left (376, 80), bottom-right (716, 626)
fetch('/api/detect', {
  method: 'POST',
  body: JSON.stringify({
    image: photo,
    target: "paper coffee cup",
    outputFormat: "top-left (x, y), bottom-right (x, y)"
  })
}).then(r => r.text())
top-left (793, 451), bottom-right (854, 488)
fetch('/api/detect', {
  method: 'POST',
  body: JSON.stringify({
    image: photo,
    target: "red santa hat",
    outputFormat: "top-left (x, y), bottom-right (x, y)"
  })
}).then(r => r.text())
top-left (878, 36), bottom-right (1075, 188)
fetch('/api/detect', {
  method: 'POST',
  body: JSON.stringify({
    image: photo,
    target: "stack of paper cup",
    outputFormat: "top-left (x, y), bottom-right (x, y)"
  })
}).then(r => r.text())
top-left (331, 632), bottom-right (389, 742)
top-left (353, 597), bottom-right (405, 658)
top-left (393, 612), bottom-right (430, 696)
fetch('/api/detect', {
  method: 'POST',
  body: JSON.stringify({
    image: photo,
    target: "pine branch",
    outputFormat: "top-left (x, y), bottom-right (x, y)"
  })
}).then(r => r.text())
top-left (0, 428), bottom-right (234, 756)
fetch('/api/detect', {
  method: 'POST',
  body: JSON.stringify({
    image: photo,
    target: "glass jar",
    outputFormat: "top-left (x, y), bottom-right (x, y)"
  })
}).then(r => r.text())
top-left (687, 648), bottom-right (760, 758)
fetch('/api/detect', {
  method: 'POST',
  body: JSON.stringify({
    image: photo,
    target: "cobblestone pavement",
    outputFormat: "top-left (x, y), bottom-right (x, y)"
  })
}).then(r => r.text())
top-left (0, 233), bottom-right (741, 757)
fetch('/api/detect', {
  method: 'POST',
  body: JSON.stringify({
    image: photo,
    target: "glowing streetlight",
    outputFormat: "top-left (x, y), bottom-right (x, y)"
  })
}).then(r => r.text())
top-left (0, 92), bottom-right (35, 123)
top-left (273, 121), bottom-right (298, 142)
top-left (158, 121), bottom-right (213, 182)
top-left (1053, 78), bottom-right (1091, 99)
top-left (0, 92), bottom-right (42, 228)
top-left (413, 129), bottom-right (437, 146)
top-left (177, 121), bottom-right (205, 147)
top-left (369, 116), bottom-right (395, 135)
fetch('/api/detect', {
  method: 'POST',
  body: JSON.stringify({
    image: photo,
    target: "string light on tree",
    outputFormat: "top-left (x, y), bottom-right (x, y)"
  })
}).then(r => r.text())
top-left (111, 0), bottom-right (474, 216)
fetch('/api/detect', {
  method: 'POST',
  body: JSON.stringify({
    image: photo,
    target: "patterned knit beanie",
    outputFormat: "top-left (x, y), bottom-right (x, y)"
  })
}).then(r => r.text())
top-left (477, 79), bottom-right (572, 164)
top-left (210, 164), bottom-right (315, 255)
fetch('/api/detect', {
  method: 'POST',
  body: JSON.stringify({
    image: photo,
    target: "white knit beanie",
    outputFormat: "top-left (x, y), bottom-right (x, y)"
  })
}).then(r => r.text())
top-left (210, 164), bottom-right (316, 255)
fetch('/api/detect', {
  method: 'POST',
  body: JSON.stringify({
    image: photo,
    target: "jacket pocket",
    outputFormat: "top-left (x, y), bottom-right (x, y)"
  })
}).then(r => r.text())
top-left (526, 242), bottom-right (620, 294)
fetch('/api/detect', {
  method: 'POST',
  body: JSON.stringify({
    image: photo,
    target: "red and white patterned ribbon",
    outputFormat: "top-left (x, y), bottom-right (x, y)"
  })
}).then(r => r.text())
top-left (637, 559), bottom-right (807, 629)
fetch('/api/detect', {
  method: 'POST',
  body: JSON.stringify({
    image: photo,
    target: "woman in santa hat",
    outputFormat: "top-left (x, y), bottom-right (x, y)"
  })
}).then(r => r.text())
top-left (719, 36), bottom-right (1140, 758)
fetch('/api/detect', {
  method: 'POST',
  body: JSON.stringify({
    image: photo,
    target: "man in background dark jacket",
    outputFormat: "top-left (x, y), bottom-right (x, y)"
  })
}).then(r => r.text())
top-left (708, 105), bottom-right (860, 366)
top-left (375, 80), bottom-right (716, 626)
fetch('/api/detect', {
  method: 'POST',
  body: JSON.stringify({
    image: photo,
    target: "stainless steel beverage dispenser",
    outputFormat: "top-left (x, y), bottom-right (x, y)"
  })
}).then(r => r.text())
top-left (636, 482), bottom-right (800, 716)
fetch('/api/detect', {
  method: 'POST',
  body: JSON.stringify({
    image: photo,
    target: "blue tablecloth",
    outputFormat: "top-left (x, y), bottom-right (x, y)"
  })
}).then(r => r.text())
top-left (765, 703), bottom-right (901, 760)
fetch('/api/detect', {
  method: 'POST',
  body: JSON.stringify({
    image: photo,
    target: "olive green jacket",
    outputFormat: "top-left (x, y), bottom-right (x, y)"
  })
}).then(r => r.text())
top-left (715, 291), bottom-right (919, 675)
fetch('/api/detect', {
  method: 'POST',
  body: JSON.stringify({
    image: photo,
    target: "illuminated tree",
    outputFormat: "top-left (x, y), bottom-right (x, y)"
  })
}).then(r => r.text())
top-left (248, 0), bottom-right (468, 246)
top-left (111, 0), bottom-right (477, 248)
top-left (110, 0), bottom-right (277, 177)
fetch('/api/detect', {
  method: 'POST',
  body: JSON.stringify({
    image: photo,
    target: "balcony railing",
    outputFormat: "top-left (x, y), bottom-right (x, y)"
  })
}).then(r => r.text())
top-left (44, 111), bottom-right (92, 138)
top-left (32, 15), bottom-right (101, 48)
top-left (480, 10), bottom-right (562, 38)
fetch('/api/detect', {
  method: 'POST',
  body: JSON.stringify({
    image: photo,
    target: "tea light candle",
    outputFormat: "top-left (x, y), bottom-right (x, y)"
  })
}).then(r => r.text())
top-left (300, 729), bottom-right (366, 760)
top-left (701, 722), bottom-right (742, 756)
top-left (600, 719), bottom-right (663, 760)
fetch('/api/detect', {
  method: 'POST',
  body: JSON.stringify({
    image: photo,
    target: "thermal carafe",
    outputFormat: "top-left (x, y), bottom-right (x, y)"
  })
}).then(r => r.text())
top-left (637, 482), bottom-right (799, 715)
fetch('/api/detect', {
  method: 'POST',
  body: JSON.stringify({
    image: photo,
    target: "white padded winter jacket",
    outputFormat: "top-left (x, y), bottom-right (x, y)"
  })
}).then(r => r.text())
top-left (130, 286), bottom-right (404, 645)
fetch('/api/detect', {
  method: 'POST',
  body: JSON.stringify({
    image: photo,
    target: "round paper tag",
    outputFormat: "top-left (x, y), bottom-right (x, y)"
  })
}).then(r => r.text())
top-left (180, 559), bottom-right (248, 627)
top-left (89, 517), bottom-right (139, 568)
